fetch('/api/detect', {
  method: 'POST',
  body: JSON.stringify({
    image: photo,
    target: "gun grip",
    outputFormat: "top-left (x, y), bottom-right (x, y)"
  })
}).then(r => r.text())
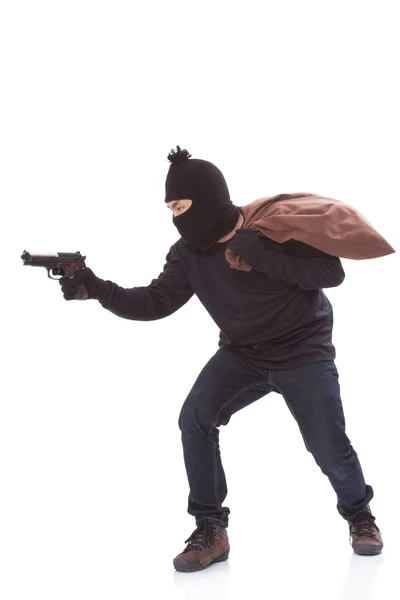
top-left (75, 283), bottom-right (89, 300)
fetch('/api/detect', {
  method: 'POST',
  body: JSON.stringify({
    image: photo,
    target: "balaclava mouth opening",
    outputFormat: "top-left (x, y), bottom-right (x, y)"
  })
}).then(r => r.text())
top-left (165, 146), bottom-right (241, 251)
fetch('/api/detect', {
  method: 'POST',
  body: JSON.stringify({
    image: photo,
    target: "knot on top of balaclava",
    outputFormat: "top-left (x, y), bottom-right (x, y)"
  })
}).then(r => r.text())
top-left (164, 146), bottom-right (241, 250)
top-left (167, 146), bottom-right (192, 164)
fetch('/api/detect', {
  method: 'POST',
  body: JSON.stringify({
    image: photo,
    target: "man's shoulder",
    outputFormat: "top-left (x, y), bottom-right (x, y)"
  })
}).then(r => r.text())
top-left (171, 236), bottom-right (198, 255)
top-left (166, 237), bottom-right (191, 262)
top-left (170, 237), bottom-right (188, 253)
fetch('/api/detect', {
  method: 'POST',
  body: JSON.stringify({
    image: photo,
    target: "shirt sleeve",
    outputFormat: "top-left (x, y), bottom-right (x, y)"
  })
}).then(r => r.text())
top-left (252, 237), bottom-right (346, 290)
top-left (95, 244), bottom-right (194, 321)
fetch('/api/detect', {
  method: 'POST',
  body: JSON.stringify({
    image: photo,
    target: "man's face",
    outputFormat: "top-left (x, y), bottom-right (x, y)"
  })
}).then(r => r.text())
top-left (167, 199), bottom-right (192, 217)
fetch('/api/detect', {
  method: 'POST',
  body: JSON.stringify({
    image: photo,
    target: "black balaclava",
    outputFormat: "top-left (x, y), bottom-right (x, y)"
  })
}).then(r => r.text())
top-left (165, 146), bottom-right (242, 251)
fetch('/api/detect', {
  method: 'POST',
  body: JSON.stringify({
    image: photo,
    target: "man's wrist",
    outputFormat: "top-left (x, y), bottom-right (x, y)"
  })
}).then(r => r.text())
top-left (93, 278), bottom-right (112, 302)
top-left (252, 248), bottom-right (277, 274)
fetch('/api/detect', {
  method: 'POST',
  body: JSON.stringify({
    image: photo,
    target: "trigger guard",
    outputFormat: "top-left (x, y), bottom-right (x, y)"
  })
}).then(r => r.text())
top-left (48, 268), bottom-right (64, 280)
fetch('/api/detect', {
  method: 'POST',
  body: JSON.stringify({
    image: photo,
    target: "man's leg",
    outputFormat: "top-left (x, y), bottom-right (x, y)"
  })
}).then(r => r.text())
top-left (178, 346), bottom-right (272, 528)
top-left (270, 360), bottom-right (374, 519)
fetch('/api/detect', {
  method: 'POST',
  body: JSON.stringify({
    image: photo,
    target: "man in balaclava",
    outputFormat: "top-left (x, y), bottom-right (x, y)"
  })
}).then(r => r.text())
top-left (60, 146), bottom-right (383, 572)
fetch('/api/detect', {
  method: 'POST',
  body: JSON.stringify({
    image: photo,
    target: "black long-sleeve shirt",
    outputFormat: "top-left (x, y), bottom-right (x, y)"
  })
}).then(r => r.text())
top-left (97, 235), bottom-right (345, 369)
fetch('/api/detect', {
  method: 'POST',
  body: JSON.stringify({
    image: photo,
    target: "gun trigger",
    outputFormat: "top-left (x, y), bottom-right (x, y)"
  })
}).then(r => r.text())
top-left (47, 268), bottom-right (62, 280)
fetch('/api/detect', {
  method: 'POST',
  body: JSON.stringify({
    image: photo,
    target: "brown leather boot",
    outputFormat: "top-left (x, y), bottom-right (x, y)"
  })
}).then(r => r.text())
top-left (349, 505), bottom-right (383, 555)
top-left (173, 521), bottom-right (230, 572)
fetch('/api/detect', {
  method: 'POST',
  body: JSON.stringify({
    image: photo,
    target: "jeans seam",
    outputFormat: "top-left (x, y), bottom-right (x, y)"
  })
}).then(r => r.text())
top-left (209, 379), bottom-right (268, 510)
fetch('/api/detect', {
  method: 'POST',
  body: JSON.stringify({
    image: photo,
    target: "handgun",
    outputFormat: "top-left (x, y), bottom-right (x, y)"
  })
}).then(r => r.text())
top-left (21, 251), bottom-right (89, 299)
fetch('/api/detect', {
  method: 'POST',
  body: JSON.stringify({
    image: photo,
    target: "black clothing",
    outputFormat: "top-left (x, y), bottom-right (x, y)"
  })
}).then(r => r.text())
top-left (96, 235), bottom-right (345, 369)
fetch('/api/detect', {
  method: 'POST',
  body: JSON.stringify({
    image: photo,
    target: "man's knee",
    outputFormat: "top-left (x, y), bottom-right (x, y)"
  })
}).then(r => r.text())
top-left (178, 398), bottom-right (212, 435)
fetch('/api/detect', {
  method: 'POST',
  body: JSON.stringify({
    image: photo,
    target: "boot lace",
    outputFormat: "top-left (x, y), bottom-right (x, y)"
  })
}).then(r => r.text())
top-left (183, 522), bottom-right (217, 553)
top-left (350, 510), bottom-right (381, 540)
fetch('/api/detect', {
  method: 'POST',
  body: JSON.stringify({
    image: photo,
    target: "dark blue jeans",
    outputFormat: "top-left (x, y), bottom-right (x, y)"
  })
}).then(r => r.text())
top-left (178, 346), bottom-right (373, 528)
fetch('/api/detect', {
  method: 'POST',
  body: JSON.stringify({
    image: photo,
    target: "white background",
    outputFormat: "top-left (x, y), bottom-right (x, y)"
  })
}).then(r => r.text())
top-left (1, 1), bottom-right (399, 599)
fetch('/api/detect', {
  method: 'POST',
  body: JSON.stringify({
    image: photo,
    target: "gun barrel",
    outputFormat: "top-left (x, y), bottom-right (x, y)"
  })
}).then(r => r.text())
top-left (21, 251), bottom-right (86, 266)
top-left (21, 251), bottom-right (58, 265)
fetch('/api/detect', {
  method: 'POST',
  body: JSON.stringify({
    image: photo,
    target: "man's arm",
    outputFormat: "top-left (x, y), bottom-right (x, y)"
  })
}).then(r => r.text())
top-left (252, 237), bottom-right (346, 290)
top-left (95, 245), bottom-right (194, 320)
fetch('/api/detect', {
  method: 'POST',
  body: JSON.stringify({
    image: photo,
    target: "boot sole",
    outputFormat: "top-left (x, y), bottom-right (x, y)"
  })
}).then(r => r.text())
top-left (353, 545), bottom-right (383, 556)
top-left (173, 548), bottom-right (230, 572)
